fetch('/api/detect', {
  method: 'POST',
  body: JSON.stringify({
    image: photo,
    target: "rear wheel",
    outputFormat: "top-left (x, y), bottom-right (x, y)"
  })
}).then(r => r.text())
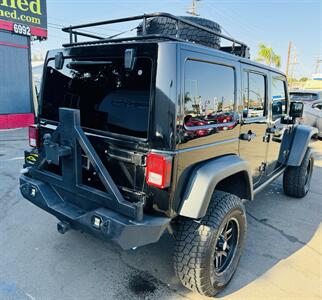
top-left (174, 191), bottom-right (246, 297)
top-left (283, 148), bottom-right (314, 198)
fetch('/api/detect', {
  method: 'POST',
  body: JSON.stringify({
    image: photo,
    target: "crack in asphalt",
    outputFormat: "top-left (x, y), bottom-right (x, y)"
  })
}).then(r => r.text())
top-left (247, 212), bottom-right (321, 255)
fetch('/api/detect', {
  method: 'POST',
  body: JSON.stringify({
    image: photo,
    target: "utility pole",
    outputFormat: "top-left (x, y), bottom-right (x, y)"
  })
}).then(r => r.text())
top-left (285, 41), bottom-right (292, 78)
top-left (289, 45), bottom-right (298, 88)
top-left (314, 56), bottom-right (322, 73)
top-left (187, 0), bottom-right (201, 16)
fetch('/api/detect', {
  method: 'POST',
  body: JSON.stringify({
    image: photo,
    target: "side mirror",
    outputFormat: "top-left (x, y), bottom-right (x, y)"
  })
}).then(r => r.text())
top-left (289, 101), bottom-right (304, 118)
top-left (272, 101), bottom-right (283, 116)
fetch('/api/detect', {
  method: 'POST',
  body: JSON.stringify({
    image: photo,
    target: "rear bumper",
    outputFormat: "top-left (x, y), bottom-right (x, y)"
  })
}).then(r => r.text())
top-left (20, 175), bottom-right (170, 250)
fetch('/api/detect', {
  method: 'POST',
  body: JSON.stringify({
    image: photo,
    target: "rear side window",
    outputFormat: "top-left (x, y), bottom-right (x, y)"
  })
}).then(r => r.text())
top-left (271, 77), bottom-right (287, 120)
top-left (312, 102), bottom-right (322, 111)
top-left (183, 60), bottom-right (235, 125)
top-left (242, 72), bottom-right (266, 118)
top-left (41, 57), bottom-right (153, 138)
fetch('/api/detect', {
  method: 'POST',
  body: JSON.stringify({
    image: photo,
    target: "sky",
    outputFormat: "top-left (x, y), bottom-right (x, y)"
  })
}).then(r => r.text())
top-left (31, 0), bottom-right (322, 79)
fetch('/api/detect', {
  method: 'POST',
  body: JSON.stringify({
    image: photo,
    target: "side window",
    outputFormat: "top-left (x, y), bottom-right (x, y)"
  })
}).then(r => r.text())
top-left (243, 71), bottom-right (266, 118)
top-left (184, 60), bottom-right (235, 128)
top-left (312, 102), bottom-right (322, 111)
top-left (271, 77), bottom-right (287, 120)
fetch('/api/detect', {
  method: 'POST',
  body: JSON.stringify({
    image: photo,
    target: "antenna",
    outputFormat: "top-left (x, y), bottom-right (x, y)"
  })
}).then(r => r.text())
top-left (187, 0), bottom-right (202, 16)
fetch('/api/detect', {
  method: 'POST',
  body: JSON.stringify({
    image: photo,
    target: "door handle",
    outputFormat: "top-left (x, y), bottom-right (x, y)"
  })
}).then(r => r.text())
top-left (240, 130), bottom-right (256, 141)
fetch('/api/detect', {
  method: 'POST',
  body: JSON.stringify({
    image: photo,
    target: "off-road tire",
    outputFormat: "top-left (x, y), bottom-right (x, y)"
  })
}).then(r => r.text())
top-left (174, 191), bottom-right (246, 297)
top-left (283, 148), bottom-right (314, 198)
top-left (137, 16), bottom-right (221, 49)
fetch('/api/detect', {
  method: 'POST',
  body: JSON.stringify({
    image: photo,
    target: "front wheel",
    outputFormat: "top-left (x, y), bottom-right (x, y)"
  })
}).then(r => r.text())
top-left (283, 148), bottom-right (314, 198)
top-left (174, 191), bottom-right (247, 297)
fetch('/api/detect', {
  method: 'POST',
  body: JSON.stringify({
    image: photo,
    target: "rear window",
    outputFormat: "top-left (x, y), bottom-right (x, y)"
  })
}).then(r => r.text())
top-left (41, 57), bottom-right (153, 138)
top-left (290, 92), bottom-right (319, 101)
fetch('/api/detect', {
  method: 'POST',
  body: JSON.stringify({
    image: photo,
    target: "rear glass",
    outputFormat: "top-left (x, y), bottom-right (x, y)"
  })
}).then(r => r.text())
top-left (41, 57), bottom-right (152, 138)
top-left (289, 92), bottom-right (319, 101)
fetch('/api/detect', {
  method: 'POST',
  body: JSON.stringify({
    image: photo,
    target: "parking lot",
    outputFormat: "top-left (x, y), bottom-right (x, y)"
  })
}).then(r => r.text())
top-left (0, 128), bottom-right (321, 300)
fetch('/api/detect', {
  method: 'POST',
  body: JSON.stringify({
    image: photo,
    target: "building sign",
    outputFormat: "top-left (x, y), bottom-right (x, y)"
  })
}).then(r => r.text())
top-left (0, 0), bottom-right (47, 39)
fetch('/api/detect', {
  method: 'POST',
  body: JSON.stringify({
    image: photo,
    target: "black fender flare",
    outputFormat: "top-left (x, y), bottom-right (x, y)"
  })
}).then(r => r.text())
top-left (284, 125), bottom-right (318, 167)
top-left (178, 155), bottom-right (252, 219)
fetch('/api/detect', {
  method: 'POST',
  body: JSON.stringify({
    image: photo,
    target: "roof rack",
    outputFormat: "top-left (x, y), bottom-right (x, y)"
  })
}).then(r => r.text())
top-left (62, 12), bottom-right (250, 58)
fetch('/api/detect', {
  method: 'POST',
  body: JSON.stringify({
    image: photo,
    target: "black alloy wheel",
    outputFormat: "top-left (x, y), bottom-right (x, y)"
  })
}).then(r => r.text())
top-left (214, 217), bottom-right (239, 273)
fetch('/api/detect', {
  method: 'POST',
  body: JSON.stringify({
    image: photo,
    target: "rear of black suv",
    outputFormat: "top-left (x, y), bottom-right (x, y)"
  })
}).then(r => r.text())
top-left (19, 13), bottom-right (318, 298)
top-left (20, 42), bottom-right (178, 249)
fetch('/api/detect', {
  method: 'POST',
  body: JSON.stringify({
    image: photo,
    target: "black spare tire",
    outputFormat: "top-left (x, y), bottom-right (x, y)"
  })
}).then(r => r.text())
top-left (137, 16), bottom-right (221, 49)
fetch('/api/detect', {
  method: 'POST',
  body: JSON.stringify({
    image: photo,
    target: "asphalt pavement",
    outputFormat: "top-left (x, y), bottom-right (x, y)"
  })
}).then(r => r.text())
top-left (0, 128), bottom-right (321, 300)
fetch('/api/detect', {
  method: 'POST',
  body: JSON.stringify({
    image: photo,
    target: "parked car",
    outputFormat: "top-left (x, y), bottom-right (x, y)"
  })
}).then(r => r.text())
top-left (290, 90), bottom-right (322, 103)
top-left (20, 13), bottom-right (317, 297)
top-left (184, 116), bottom-right (214, 140)
top-left (302, 100), bottom-right (322, 138)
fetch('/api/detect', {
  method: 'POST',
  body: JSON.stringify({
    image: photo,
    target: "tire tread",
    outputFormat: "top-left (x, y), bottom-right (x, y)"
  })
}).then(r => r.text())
top-left (174, 191), bottom-right (245, 297)
top-left (137, 16), bottom-right (221, 49)
top-left (283, 148), bottom-right (313, 198)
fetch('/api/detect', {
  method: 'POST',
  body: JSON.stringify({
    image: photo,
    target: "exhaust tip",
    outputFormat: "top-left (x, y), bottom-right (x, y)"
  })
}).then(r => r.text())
top-left (57, 221), bottom-right (70, 234)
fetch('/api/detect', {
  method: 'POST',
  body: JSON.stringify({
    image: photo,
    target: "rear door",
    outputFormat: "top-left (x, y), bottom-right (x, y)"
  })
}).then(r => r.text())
top-left (39, 47), bottom-right (156, 197)
top-left (239, 64), bottom-right (269, 185)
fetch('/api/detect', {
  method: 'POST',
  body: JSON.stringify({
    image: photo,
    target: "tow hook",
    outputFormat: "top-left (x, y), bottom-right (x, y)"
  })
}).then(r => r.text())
top-left (57, 221), bottom-right (71, 234)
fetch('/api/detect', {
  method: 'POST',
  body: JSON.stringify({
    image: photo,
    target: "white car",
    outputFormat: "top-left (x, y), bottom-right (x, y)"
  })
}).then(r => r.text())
top-left (302, 100), bottom-right (322, 138)
top-left (290, 90), bottom-right (322, 103)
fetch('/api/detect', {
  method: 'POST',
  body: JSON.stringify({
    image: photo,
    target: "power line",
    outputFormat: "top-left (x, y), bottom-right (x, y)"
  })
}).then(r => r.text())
top-left (220, 26), bottom-right (234, 39)
top-left (48, 16), bottom-right (126, 33)
top-left (48, 22), bottom-right (110, 38)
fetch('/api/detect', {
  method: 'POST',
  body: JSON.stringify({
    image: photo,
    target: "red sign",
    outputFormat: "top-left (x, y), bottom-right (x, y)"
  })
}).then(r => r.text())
top-left (0, 0), bottom-right (47, 39)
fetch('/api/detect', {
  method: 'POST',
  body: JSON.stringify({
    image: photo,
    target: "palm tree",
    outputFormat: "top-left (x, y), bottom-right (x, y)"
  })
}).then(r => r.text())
top-left (256, 43), bottom-right (281, 68)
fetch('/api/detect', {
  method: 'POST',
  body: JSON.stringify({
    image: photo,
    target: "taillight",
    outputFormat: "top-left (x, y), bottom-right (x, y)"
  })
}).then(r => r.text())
top-left (146, 153), bottom-right (172, 189)
top-left (29, 125), bottom-right (39, 148)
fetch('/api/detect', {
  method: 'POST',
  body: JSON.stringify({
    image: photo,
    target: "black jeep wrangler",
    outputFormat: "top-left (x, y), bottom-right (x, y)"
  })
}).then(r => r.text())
top-left (20, 13), bottom-right (317, 297)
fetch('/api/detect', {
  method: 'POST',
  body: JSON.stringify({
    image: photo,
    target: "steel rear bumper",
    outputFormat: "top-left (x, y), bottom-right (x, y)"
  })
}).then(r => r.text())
top-left (20, 175), bottom-right (170, 250)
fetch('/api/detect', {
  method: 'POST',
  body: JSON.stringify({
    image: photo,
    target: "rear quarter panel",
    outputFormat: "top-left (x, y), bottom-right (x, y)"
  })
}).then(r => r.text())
top-left (171, 45), bottom-right (242, 213)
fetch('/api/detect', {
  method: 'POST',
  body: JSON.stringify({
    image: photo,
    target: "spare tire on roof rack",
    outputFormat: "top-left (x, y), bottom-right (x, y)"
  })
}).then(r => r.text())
top-left (137, 16), bottom-right (221, 49)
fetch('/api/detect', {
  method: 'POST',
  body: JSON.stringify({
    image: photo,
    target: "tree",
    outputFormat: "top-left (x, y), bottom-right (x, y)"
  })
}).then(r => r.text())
top-left (255, 43), bottom-right (281, 68)
top-left (299, 77), bottom-right (308, 82)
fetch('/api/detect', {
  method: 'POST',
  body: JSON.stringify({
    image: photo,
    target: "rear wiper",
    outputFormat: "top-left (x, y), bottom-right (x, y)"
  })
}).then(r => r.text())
top-left (66, 61), bottom-right (112, 69)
